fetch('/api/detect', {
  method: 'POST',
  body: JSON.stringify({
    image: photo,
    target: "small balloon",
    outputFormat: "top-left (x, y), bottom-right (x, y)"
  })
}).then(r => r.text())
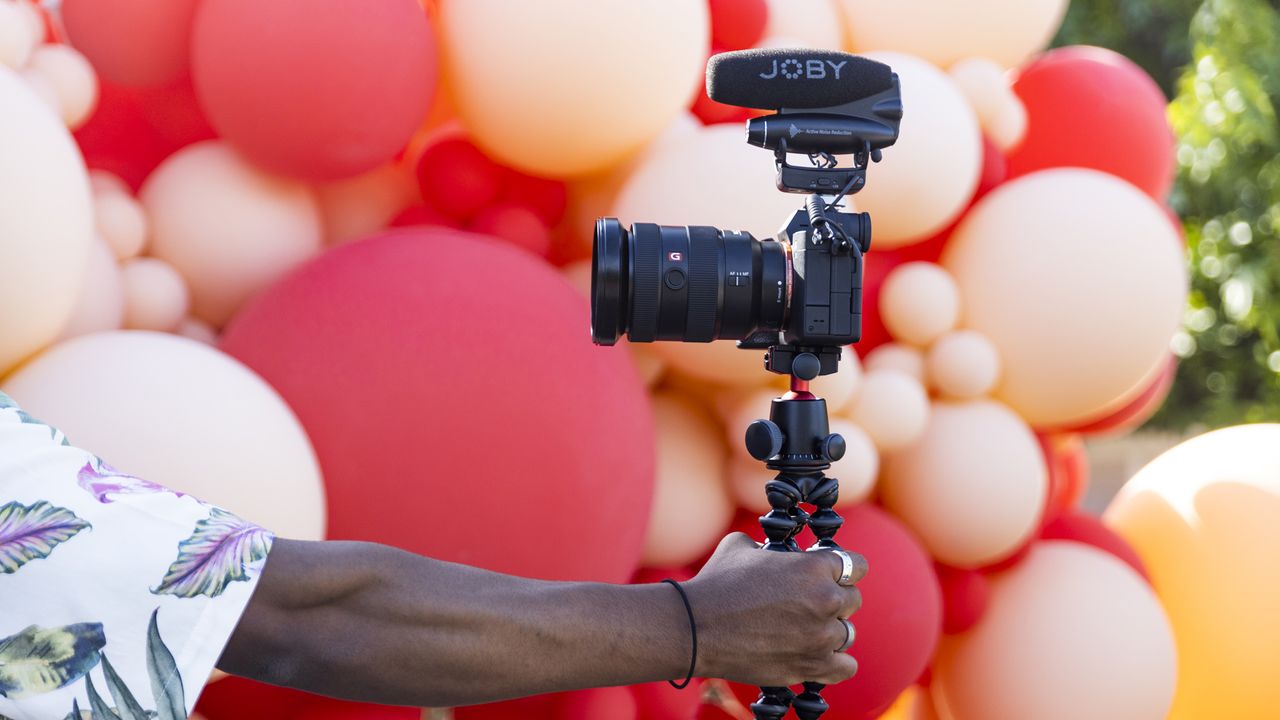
top-left (93, 189), bottom-right (148, 260)
top-left (879, 262), bottom-right (961, 347)
top-left (861, 342), bottom-right (926, 383)
top-left (120, 257), bottom-right (189, 332)
top-left (57, 237), bottom-right (124, 341)
top-left (25, 44), bottom-right (98, 129)
top-left (846, 369), bottom-right (930, 451)
top-left (925, 330), bottom-right (1001, 400)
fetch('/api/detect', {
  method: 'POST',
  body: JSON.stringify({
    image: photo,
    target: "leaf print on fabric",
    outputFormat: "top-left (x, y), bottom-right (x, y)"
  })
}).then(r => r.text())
top-left (0, 391), bottom-right (15, 409)
top-left (152, 508), bottom-right (273, 599)
top-left (86, 672), bottom-right (121, 720)
top-left (146, 610), bottom-right (185, 720)
top-left (0, 501), bottom-right (91, 574)
top-left (101, 654), bottom-right (149, 720)
top-left (0, 623), bottom-right (105, 699)
top-left (77, 460), bottom-right (185, 505)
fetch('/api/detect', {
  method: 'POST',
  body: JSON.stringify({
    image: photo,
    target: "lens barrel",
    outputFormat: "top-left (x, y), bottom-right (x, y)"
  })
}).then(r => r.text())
top-left (591, 219), bottom-right (788, 345)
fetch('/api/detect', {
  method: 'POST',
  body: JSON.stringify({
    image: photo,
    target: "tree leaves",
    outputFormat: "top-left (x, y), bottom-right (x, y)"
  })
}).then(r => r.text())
top-left (0, 501), bottom-right (90, 575)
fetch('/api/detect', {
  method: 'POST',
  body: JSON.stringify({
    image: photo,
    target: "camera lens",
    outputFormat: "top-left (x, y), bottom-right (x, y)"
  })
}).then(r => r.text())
top-left (590, 219), bottom-right (788, 345)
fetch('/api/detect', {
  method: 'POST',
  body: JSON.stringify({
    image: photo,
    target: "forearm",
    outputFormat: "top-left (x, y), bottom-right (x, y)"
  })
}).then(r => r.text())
top-left (219, 539), bottom-right (692, 707)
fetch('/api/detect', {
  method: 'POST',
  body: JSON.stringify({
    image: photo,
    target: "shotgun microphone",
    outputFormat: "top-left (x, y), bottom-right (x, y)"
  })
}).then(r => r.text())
top-left (706, 48), bottom-right (895, 110)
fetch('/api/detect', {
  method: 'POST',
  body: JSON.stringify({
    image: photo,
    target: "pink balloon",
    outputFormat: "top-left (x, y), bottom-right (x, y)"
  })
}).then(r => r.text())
top-left (62, 0), bottom-right (199, 86)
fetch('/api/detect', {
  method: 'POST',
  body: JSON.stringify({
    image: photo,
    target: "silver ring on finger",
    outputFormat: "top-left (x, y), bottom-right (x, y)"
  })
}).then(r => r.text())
top-left (835, 618), bottom-right (855, 653)
top-left (826, 548), bottom-right (857, 587)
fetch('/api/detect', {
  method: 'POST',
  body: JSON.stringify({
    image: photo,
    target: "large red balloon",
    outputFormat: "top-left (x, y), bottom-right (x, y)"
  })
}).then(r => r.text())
top-left (195, 676), bottom-right (315, 719)
top-left (558, 687), bottom-right (638, 720)
top-left (288, 697), bottom-right (419, 720)
top-left (1009, 46), bottom-right (1174, 200)
top-left (728, 505), bottom-right (942, 720)
top-left (221, 229), bottom-right (654, 583)
top-left (62, 0), bottom-right (199, 86)
top-left (192, 0), bottom-right (437, 180)
top-left (454, 693), bottom-right (564, 720)
top-left (631, 680), bottom-right (703, 720)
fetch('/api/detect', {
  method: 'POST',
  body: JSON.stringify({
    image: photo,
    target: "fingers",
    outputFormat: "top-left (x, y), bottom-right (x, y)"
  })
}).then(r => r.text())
top-left (839, 587), bottom-right (862, 619)
top-left (812, 547), bottom-right (868, 586)
top-left (815, 653), bottom-right (859, 685)
top-left (718, 532), bottom-right (760, 553)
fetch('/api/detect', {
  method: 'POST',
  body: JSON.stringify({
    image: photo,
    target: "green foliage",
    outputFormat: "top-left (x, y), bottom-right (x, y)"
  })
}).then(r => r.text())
top-left (1057, 0), bottom-right (1280, 429)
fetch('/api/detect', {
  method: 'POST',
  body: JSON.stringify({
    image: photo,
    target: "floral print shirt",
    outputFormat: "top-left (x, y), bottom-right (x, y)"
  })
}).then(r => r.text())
top-left (0, 391), bottom-right (274, 720)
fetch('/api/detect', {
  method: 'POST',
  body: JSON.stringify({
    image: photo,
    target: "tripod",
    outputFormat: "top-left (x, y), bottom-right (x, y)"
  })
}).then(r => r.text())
top-left (744, 344), bottom-right (848, 720)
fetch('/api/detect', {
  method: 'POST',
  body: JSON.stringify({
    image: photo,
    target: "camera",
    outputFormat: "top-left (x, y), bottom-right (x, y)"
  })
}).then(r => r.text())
top-left (591, 48), bottom-right (901, 377)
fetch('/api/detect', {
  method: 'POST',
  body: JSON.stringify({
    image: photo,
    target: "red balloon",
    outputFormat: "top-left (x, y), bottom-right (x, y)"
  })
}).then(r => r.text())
top-left (195, 676), bottom-right (314, 719)
top-left (390, 204), bottom-right (461, 230)
top-left (1041, 511), bottom-right (1149, 582)
top-left (1039, 433), bottom-right (1090, 521)
top-left (975, 136), bottom-right (1008, 201)
top-left (1058, 354), bottom-right (1177, 436)
top-left (288, 697), bottom-right (419, 720)
top-left (220, 229), bottom-right (654, 583)
top-left (62, 0), bottom-right (199, 86)
top-left (1009, 46), bottom-right (1174, 200)
top-left (417, 138), bottom-right (504, 222)
top-left (455, 693), bottom-right (564, 720)
top-left (500, 170), bottom-right (569, 227)
top-left (691, 84), bottom-right (756, 126)
top-left (192, 0), bottom-right (437, 180)
top-left (558, 687), bottom-right (638, 720)
top-left (469, 202), bottom-right (553, 258)
top-left (935, 565), bottom-right (990, 635)
top-left (709, 0), bottom-right (769, 50)
top-left (631, 565), bottom-right (696, 585)
top-left (727, 505), bottom-right (942, 720)
top-left (631, 680), bottom-right (702, 720)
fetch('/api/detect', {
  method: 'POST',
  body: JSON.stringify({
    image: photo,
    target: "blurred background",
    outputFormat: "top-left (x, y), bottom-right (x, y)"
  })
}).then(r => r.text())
top-left (1, 0), bottom-right (1278, 719)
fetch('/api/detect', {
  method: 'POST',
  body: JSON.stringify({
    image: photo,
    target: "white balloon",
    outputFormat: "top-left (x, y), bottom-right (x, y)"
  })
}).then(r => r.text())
top-left (25, 44), bottom-right (97, 129)
top-left (0, 0), bottom-right (40, 69)
top-left (847, 368), bottom-right (930, 451)
top-left (861, 342), bottom-right (925, 383)
top-left (761, 0), bottom-right (844, 50)
top-left (57, 237), bottom-right (123, 341)
top-left (120, 257), bottom-right (189, 332)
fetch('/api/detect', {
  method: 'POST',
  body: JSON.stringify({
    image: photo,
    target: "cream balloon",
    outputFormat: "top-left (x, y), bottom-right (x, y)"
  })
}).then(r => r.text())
top-left (141, 141), bottom-right (323, 327)
top-left (93, 190), bottom-right (148, 260)
top-left (727, 418), bottom-right (878, 512)
top-left (988, 95), bottom-right (1028, 152)
top-left (120, 257), bottom-right (189, 332)
top-left (643, 392), bottom-right (733, 567)
top-left (0, 0), bottom-right (39, 69)
top-left (942, 169), bottom-right (1187, 427)
top-left (25, 44), bottom-right (97, 129)
top-left (881, 399), bottom-right (1045, 568)
top-left (0, 67), bottom-right (93, 373)
top-left (861, 342), bottom-right (925, 382)
top-left (441, 0), bottom-right (708, 177)
top-left (761, 0), bottom-right (844, 50)
top-left (1104, 425), bottom-right (1280, 719)
top-left (176, 316), bottom-right (219, 346)
top-left (846, 52), bottom-right (981, 248)
top-left (3, 331), bottom-right (325, 539)
top-left (948, 58), bottom-right (1007, 125)
top-left (846, 368), bottom-right (929, 451)
top-left (880, 262), bottom-right (960, 346)
top-left (811, 349), bottom-right (863, 413)
top-left (934, 542), bottom-right (1176, 720)
top-left (838, 0), bottom-right (1069, 69)
top-left (926, 330), bottom-right (1000, 400)
top-left (57, 237), bottom-right (123, 341)
top-left (316, 163), bottom-right (416, 246)
top-left (88, 169), bottom-right (129, 197)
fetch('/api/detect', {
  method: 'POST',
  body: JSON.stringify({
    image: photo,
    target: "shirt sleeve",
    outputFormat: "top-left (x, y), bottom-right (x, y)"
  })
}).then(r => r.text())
top-left (0, 391), bottom-right (274, 720)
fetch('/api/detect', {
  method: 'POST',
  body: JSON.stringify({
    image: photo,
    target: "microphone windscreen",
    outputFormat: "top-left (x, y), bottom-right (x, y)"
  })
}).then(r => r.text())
top-left (706, 48), bottom-right (894, 110)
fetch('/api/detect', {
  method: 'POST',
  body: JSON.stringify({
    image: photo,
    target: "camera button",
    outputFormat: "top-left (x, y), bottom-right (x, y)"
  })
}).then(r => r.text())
top-left (664, 269), bottom-right (686, 290)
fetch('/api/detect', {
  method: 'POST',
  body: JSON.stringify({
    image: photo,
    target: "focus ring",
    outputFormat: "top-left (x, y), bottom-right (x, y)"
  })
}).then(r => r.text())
top-left (630, 224), bottom-right (662, 342)
top-left (686, 226), bottom-right (720, 342)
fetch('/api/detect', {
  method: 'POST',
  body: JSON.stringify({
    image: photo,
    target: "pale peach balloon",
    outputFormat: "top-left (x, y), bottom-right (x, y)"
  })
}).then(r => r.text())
top-left (881, 399), bottom-right (1045, 567)
top-left (0, 67), bottom-right (93, 373)
top-left (942, 169), bottom-right (1187, 427)
top-left (26, 44), bottom-right (97, 129)
top-left (839, 0), bottom-right (1069, 69)
top-left (926, 330), bottom-right (1000, 400)
top-left (94, 190), bottom-right (148, 260)
top-left (176, 316), bottom-right (219, 346)
top-left (846, 368), bottom-right (930, 451)
top-left (57, 237), bottom-right (123, 341)
top-left (988, 95), bottom-right (1028, 152)
top-left (628, 342), bottom-right (665, 388)
top-left (934, 543), bottom-right (1176, 720)
top-left (948, 57), bottom-right (1019, 145)
top-left (316, 163), bottom-right (416, 245)
top-left (643, 392), bottom-right (733, 567)
top-left (441, 0), bottom-right (708, 177)
top-left (19, 66), bottom-right (58, 111)
top-left (141, 141), bottom-right (323, 327)
top-left (727, 453), bottom-right (774, 513)
top-left (880, 262), bottom-right (960, 347)
top-left (120, 257), bottom-right (189, 332)
top-left (861, 343), bottom-right (925, 383)
top-left (0, 0), bottom-right (40, 69)
top-left (3, 331), bottom-right (326, 539)
top-left (811, 349), bottom-right (863, 413)
top-left (88, 169), bottom-right (130, 196)
top-left (845, 52), bottom-right (981, 248)
top-left (761, 0), bottom-right (844, 50)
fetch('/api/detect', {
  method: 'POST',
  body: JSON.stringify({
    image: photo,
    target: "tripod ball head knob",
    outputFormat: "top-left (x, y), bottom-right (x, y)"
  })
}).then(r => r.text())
top-left (792, 352), bottom-right (822, 381)
top-left (746, 419), bottom-right (786, 461)
top-left (820, 433), bottom-right (847, 462)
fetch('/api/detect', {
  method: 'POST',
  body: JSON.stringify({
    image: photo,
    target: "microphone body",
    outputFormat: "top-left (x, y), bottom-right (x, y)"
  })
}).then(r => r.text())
top-left (706, 48), bottom-right (895, 110)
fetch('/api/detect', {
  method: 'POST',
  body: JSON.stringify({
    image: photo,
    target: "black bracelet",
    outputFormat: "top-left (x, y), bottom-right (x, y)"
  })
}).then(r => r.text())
top-left (662, 578), bottom-right (697, 690)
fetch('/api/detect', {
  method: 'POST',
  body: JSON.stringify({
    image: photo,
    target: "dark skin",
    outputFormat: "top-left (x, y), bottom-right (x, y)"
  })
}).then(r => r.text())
top-left (217, 533), bottom-right (867, 709)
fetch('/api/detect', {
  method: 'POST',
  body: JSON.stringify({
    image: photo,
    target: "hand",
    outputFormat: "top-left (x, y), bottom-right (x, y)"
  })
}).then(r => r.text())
top-left (684, 533), bottom-right (867, 687)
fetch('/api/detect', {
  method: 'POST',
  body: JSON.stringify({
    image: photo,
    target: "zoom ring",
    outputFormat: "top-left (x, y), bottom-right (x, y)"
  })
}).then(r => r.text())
top-left (630, 224), bottom-right (662, 342)
top-left (686, 226), bottom-right (720, 342)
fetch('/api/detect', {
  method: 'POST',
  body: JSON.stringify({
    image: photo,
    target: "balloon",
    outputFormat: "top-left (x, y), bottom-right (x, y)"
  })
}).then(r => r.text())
top-left (760, 0), bottom-right (843, 50)
top-left (942, 169), bottom-right (1187, 427)
top-left (881, 400), bottom-right (1046, 568)
top-left (192, 0), bottom-right (436, 180)
top-left (1041, 511), bottom-right (1147, 581)
top-left (558, 687), bottom-right (637, 720)
top-left (879, 263), bottom-right (960, 346)
top-left (221, 229), bottom-right (654, 583)
top-left (975, 137), bottom-right (1009, 200)
top-left (93, 189), bottom-right (149, 260)
top-left (416, 137), bottom-right (503, 223)
top-left (1040, 433), bottom-right (1089, 519)
top-left (440, 0), bottom-right (707, 177)
top-left (141, 141), bottom-right (323, 327)
top-left (644, 392), bottom-right (732, 567)
top-left (811, 346), bottom-right (864, 413)
top-left (287, 697), bottom-right (418, 720)
top-left (1060, 354), bottom-right (1176, 436)
top-left (176, 316), bottom-right (218, 346)
top-left (729, 504), bottom-right (943, 720)
top-left (61, 0), bottom-right (198, 86)
top-left (947, 58), bottom-right (1007, 128)
top-left (469, 202), bottom-right (553, 258)
top-left (25, 44), bottom-right (97, 128)
top-left (846, 369), bottom-right (930, 452)
top-left (316, 163), bottom-right (417, 246)
top-left (933, 543), bottom-right (1176, 720)
top-left (848, 53), bottom-right (982, 249)
top-left (838, 0), bottom-right (1069, 69)
top-left (195, 676), bottom-right (314, 720)
top-left (936, 565), bottom-right (989, 635)
top-left (1009, 46), bottom-right (1174, 200)
top-left (500, 169), bottom-right (568, 227)
top-left (860, 343), bottom-right (925, 383)
top-left (0, 67), bottom-right (93, 374)
top-left (709, 0), bottom-right (768, 50)
top-left (924, 330), bottom-right (1000, 400)
top-left (3, 331), bottom-right (326, 539)
top-left (0, 0), bottom-right (40, 69)
top-left (455, 694), bottom-right (564, 720)
top-left (631, 680), bottom-right (702, 720)
top-left (1104, 424), bottom-right (1280, 719)
top-left (120, 256), bottom-right (189, 332)
top-left (987, 95), bottom-right (1028, 153)
top-left (57, 237), bottom-right (124, 341)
